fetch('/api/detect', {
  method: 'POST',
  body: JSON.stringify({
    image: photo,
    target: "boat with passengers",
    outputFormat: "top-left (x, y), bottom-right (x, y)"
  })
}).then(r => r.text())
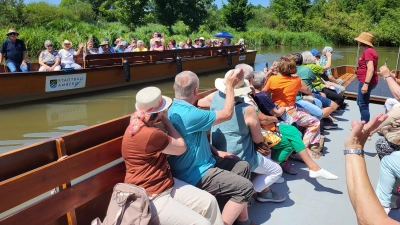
top-left (0, 46), bottom-right (256, 106)
top-left (0, 63), bottom-right (399, 224)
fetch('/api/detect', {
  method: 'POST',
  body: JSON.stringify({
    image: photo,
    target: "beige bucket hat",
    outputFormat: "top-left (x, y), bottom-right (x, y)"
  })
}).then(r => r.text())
top-left (215, 70), bottom-right (251, 96)
top-left (354, 32), bottom-right (374, 47)
top-left (135, 87), bottom-right (172, 113)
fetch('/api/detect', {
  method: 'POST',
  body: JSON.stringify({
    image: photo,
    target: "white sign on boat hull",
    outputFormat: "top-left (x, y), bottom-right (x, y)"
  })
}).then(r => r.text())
top-left (45, 74), bottom-right (86, 92)
top-left (239, 55), bottom-right (246, 61)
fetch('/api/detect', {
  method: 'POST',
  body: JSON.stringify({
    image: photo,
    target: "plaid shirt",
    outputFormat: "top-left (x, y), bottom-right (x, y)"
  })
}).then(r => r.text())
top-left (318, 56), bottom-right (332, 76)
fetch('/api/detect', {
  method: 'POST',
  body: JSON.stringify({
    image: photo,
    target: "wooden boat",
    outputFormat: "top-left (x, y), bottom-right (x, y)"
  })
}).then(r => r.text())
top-left (0, 65), bottom-right (398, 225)
top-left (0, 46), bottom-right (256, 106)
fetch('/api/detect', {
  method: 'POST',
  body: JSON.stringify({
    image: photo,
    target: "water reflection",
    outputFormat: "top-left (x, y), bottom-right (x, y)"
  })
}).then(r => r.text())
top-left (1, 46), bottom-right (399, 153)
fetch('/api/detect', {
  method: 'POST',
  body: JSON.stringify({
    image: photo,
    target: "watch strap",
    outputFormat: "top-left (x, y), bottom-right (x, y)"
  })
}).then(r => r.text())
top-left (344, 149), bottom-right (364, 156)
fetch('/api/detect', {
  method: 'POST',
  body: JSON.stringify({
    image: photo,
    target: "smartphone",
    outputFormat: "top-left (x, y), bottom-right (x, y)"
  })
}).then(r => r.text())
top-left (157, 33), bottom-right (162, 38)
top-left (265, 62), bottom-right (269, 68)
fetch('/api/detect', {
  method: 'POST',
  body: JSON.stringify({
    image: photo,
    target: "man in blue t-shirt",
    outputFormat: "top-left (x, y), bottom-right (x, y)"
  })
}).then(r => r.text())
top-left (0, 28), bottom-right (28, 72)
top-left (168, 70), bottom-right (255, 225)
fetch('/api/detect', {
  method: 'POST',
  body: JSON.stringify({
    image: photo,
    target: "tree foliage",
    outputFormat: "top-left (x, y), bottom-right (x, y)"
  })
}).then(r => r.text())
top-left (221, 0), bottom-right (253, 31)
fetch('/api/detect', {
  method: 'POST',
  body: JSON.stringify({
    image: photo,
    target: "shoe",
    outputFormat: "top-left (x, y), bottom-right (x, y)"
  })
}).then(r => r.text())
top-left (289, 153), bottom-right (305, 163)
top-left (256, 189), bottom-right (286, 203)
top-left (323, 119), bottom-right (338, 130)
top-left (309, 168), bottom-right (338, 180)
top-left (274, 176), bottom-right (285, 184)
top-left (280, 160), bottom-right (297, 175)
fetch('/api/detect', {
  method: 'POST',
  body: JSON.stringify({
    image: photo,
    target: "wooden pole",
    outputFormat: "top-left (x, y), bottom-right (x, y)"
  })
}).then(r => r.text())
top-left (395, 45), bottom-right (400, 72)
top-left (355, 43), bottom-right (360, 73)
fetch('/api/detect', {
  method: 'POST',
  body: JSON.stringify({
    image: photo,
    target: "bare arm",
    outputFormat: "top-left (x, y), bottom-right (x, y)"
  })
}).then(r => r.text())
top-left (299, 80), bottom-right (313, 95)
top-left (257, 111), bottom-right (278, 125)
top-left (0, 53), bottom-right (3, 64)
top-left (197, 92), bottom-right (215, 108)
top-left (327, 74), bottom-right (339, 84)
top-left (244, 105), bottom-right (264, 143)
top-left (38, 55), bottom-right (48, 68)
top-left (269, 106), bottom-right (285, 117)
top-left (345, 113), bottom-right (399, 225)
top-left (160, 112), bottom-right (186, 155)
top-left (74, 44), bottom-right (84, 56)
top-left (213, 68), bottom-right (244, 125)
top-left (22, 51), bottom-right (27, 63)
top-left (381, 66), bottom-right (400, 101)
top-left (322, 52), bottom-right (332, 72)
top-left (365, 61), bottom-right (374, 83)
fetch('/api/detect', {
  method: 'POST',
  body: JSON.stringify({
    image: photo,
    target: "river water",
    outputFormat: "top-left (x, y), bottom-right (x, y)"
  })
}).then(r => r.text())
top-left (0, 46), bottom-right (399, 153)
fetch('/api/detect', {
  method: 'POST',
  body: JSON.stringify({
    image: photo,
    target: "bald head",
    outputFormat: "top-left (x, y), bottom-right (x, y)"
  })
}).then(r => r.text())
top-left (235, 64), bottom-right (254, 80)
top-left (174, 71), bottom-right (199, 100)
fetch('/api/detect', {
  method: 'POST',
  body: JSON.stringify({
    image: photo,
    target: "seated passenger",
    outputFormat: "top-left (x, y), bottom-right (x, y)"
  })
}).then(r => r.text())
top-left (263, 55), bottom-right (324, 158)
top-left (0, 28), bottom-right (28, 72)
top-left (178, 42), bottom-right (185, 49)
top-left (223, 38), bottom-right (232, 46)
top-left (199, 37), bottom-right (206, 48)
top-left (99, 41), bottom-right (113, 54)
top-left (85, 41), bottom-right (97, 56)
top-left (205, 40), bottom-right (213, 48)
top-left (150, 38), bottom-right (164, 51)
top-left (167, 39), bottom-right (177, 50)
top-left (318, 47), bottom-right (346, 94)
top-left (58, 40), bottom-right (83, 69)
top-left (128, 38), bottom-right (137, 51)
top-left (251, 70), bottom-right (338, 179)
top-left (98, 38), bottom-right (115, 53)
top-left (132, 40), bottom-right (148, 52)
top-left (38, 40), bottom-right (61, 72)
top-left (122, 87), bottom-right (223, 225)
top-left (115, 41), bottom-right (130, 53)
top-left (150, 32), bottom-right (165, 49)
top-left (184, 38), bottom-right (192, 49)
top-left (198, 71), bottom-right (286, 203)
top-left (236, 38), bottom-right (247, 52)
top-left (192, 38), bottom-right (200, 48)
top-left (168, 70), bottom-right (255, 225)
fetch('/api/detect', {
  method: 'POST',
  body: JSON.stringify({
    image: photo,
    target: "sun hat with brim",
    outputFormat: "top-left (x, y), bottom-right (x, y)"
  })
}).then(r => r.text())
top-left (119, 41), bottom-right (127, 46)
top-left (354, 32), bottom-right (374, 47)
top-left (99, 41), bottom-right (109, 46)
top-left (215, 70), bottom-right (252, 97)
top-left (135, 87), bottom-right (172, 113)
top-left (7, 29), bottom-right (19, 36)
top-left (62, 40), bottom-right (72, 47)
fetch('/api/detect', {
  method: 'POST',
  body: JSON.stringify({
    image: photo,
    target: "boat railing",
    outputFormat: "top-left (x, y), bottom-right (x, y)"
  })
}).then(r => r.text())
top-left (0, 88), bottom-right (217, 225)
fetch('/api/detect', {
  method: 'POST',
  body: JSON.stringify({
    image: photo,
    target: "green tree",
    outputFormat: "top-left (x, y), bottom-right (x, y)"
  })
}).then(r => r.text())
top-left (179, 0), bottom-right (213, 33)
top-left (99, 0), bottom-right (149, 30)
top-left (221, 0), bottom-right (253, 31)
top-left (1, 0), bottom-right (27, 26)
top-left (153, 0), bottom-right (180, 34)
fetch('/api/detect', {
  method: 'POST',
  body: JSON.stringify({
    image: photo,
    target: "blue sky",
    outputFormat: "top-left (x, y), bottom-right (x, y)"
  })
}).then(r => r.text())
top-left (24, 0), bottom-right (270, 7)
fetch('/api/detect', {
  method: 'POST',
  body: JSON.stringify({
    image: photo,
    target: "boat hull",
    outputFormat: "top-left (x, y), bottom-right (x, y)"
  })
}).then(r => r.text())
top-left (0, 51), bottom-right (256, 106)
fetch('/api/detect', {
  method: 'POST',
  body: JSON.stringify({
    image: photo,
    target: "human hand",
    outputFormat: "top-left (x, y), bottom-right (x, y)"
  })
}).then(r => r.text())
top-left (361, 84), bottom-right (368, 94)
top-left (326, 51), bottom-right (332, 58)
top-left (225, 68), bottom-right (244, 88)
top-left (21, 60), bottom-right (27, 67)
top-left (380, 65), bottom-right (391, 76)
top-left (217, 151), bottom-right (239, 159)
top-left (344, 113), bottom-right (387, 150)
top-left (78, 43), bottom-right (84, 49)
top-left (255, 142), bottom-right (271, 156)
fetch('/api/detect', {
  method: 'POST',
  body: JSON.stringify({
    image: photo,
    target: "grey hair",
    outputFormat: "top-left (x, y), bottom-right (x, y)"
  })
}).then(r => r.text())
top-left (252, 71), bottom-right (266, 90)
top-left (137, 40), bottom-right (144, 44)
top-left (174, 71), bottom-right (199, 100)
top-left (301, 51), bottom-right (315, 65)
top-left (235, 63), bottom-right (254, 80)
top-left (44, 40), bottom-right (53, 48)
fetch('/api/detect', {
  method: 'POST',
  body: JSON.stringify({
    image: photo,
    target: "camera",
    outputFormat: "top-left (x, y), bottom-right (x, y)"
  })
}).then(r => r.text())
top-left (157, 33), bottom-right (162, 38)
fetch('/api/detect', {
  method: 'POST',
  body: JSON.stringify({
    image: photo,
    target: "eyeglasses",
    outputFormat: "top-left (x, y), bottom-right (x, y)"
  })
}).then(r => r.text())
top-left (219, 42), bottom-right (223, 43)
top-left (132, 42), bottom-right (136, 44)
top-left (64, 43), bottom-right (71, 45)
top-left (47, 45), bottom-right (53, 47)
top-left (8, 33), bottom-right (17, 36)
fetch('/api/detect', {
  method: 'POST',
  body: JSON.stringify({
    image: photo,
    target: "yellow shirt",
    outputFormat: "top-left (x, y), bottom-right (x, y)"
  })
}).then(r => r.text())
top-left (133, 47), bottom-right (148, 52)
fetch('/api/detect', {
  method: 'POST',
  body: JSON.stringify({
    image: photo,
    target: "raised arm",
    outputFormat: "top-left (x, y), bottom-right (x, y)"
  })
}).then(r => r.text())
top-left (381, 66), bottom-right (400, 101)
top-left (322, 51), bottom-right (332, 72)
top-left (160, 111), bottom-right (186, 155)
top-left (344, 113), bottom-right (400, 225)
top-left (213, 68), bottom-right (244, 125)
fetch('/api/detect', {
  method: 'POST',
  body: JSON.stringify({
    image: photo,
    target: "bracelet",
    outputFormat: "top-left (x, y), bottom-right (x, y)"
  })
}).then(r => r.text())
top-left (364, 81), bottom-right (370, 85)
top-left (384, 75), bottom-right (393, 80)
top-left (343, 149), bottom-right (364, 156)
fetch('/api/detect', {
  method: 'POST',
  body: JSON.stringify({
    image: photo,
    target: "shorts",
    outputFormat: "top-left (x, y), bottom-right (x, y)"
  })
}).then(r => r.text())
top-left (271, 124), bottom-right (306, 163)
top-left (313, 92), bottom-right (332, 108)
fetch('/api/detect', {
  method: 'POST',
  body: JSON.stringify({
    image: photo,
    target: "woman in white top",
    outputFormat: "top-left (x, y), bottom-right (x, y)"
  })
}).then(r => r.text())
top-left (57, 40), bottom-right (83, 69)
top-left (38, 40), bottom-right (61, 72)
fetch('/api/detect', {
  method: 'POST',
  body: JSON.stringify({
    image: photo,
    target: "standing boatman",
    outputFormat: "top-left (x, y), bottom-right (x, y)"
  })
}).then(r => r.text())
top-left (0, 28), bottom-right (28, 72)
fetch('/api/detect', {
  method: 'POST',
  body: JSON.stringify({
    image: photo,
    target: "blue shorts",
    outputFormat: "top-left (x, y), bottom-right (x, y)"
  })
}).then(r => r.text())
top-left (313, 92), bottom-right (332, 108)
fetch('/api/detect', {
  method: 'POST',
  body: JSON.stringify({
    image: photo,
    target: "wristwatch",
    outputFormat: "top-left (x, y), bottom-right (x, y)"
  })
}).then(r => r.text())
top-left (343, 149), bottom-right (364, 156)
top-left (384, 75), bottom-right (393, 80)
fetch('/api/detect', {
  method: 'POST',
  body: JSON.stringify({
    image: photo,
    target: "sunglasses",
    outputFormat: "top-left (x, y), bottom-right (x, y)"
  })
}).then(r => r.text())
top-left (8, 33), bottom-right (17, 36)
top-left (64, 43), bottom-right (71, 45)
top-left (47, 45), bottom-right (53, 47)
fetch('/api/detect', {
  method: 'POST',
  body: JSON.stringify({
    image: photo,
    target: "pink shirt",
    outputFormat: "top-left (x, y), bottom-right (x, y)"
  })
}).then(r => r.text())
top-left (357, 47), bottom-right (378, 85)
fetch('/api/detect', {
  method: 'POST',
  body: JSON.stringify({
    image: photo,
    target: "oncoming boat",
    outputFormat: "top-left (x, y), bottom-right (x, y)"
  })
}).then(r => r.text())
top-left (0, 46), bottom-right (256, 106)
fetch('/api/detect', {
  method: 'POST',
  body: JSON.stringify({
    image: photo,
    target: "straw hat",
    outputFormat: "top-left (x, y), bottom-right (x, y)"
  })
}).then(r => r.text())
top-left (354, 32), bottom-right (374, 47)
top-left (6, 28), bottom-right (19, 36)
top-left (215, 70), bottom-right (251, 97)
top-left (135, 87), bottom-right (172, 113)
top-left (62, 40), bottom-right (72, 47)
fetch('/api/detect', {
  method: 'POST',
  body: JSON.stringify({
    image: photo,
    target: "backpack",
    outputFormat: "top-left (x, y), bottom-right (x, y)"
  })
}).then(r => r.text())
top-left (92, 183), bottom-right (152, 225)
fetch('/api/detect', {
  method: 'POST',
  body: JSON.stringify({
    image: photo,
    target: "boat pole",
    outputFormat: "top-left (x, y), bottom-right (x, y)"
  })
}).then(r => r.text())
top-left (395, 45), bottom-right (400, 73)
top-left (355, 42), bottom-right (360, 73)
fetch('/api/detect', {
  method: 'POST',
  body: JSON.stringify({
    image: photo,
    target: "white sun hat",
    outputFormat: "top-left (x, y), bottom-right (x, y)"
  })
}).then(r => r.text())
top-left (135, 87), bottom-right (172, 113)
top-left (215, 69), bottom-right (251, 96)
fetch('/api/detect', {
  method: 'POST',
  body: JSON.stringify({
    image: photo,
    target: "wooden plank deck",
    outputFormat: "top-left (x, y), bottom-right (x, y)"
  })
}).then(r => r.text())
top-left (341, 73), bottom-right (388, 104)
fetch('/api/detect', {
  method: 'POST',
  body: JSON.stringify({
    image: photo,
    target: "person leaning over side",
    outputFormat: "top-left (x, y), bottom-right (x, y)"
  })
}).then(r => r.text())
top-left (354, 32), bottom-right (379, 123)
top-left (57, 40), bottom-right (83, 69)
top-left (121, 87), bottom-right (223, 225)
top-left (38, 40), bottom-right (61, 72)
top-left (168, 70), bottom-right (256, 225)
top-left (198, 70), bottom-right (287, 203)
top-left (0, 28), bottom-right (28, 72)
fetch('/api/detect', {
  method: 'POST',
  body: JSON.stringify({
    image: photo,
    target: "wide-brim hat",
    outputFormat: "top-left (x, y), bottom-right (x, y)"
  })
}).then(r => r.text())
top-left (99, 41), bottom-right (109, 46)
top-left (354, 32), bottom-right (374, 47)
top-left (7, 29), bottom-right (19, 36)
top-left (135, 87), bottom-right (172, 114)
top-left (62, 40), bottom-right (72, 47)
top-left (215, 70), bottom-right (251, 97)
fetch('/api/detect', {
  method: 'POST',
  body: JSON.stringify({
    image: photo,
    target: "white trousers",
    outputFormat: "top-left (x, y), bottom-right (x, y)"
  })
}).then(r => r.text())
top-left (39, 65), bottom-right (61, 72)
top-left (384, 98), bottom-right (400, 111)
top-left (149, 178), bottom-right (224, 225)
top-left (252, 155), bottom-right (283, 192)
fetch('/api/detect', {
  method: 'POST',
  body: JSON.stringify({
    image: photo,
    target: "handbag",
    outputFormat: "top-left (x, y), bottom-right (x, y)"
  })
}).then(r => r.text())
top-left (302, 95), bottom-right (314, 103)
top-left (261, 129), bottom-right (282, 147)
top-left (380, 119), bottom-right (400, 145)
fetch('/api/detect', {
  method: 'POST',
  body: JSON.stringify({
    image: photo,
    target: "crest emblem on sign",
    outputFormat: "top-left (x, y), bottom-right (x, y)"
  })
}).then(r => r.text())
top-left (50, 79), bottom-right (57, 88)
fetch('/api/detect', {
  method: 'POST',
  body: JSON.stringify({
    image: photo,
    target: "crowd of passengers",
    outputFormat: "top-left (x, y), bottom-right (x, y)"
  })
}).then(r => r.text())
top-left (0, 28), bottom-right (246, 72)
top-left (121, 46), bottom-right (356, 224)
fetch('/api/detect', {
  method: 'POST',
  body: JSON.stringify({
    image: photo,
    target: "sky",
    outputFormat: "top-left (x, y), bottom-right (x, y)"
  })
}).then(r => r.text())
top-left (23, 0), bottom-right (270, 7)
